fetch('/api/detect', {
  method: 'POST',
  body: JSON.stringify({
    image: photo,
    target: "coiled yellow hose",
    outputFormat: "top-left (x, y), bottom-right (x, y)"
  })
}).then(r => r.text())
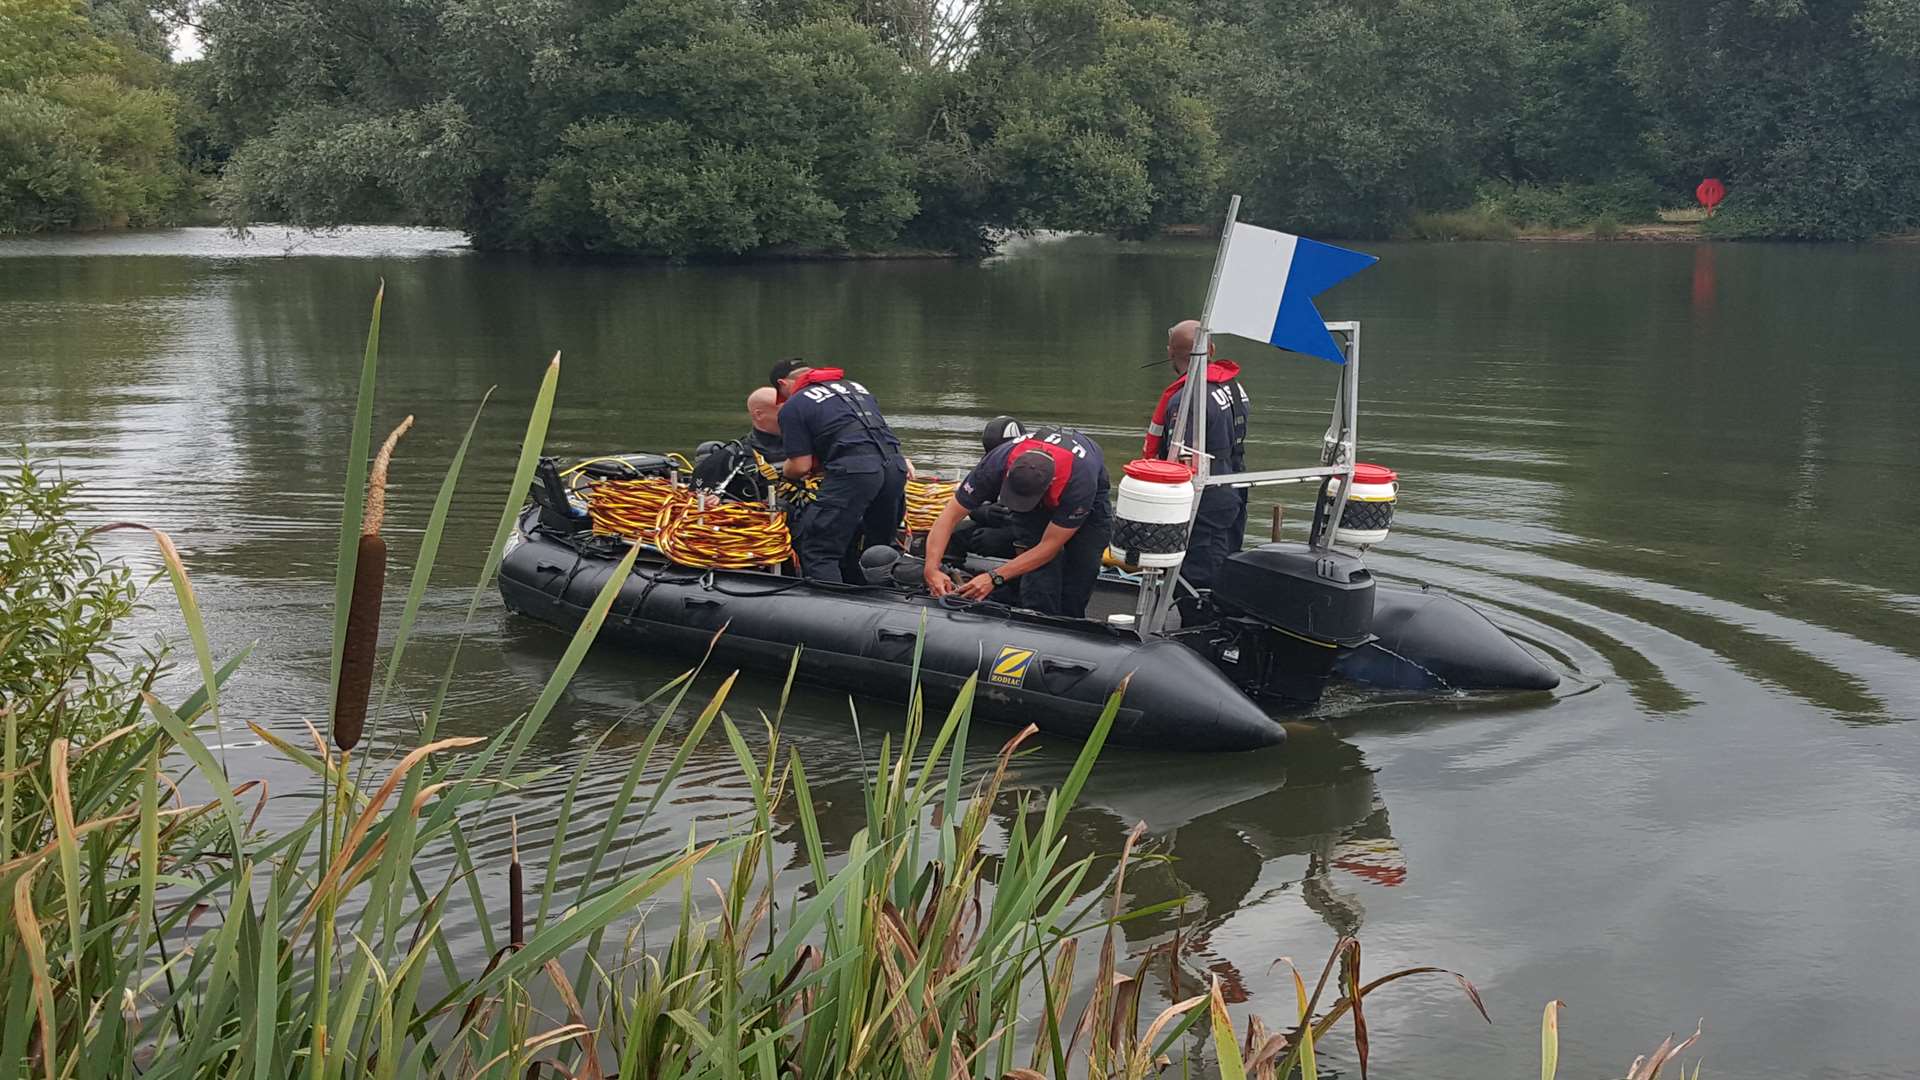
top-left (581, 464), bottom-right (957, 571)
top-left (904, 477), bottom-right (957, 532)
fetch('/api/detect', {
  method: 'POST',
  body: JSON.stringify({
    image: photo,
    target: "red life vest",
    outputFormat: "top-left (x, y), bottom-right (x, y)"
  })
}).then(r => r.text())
top-left (1143, 359), bottom-right (1242, 458)
top-left (1005, 436), bottom-right (1076, 508)
top-left (778, 366), bottom-right (847, 401)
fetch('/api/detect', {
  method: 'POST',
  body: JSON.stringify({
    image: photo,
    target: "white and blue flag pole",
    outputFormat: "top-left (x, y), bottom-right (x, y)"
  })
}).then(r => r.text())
top-left (1209, 222), bottom-right (1378, 364)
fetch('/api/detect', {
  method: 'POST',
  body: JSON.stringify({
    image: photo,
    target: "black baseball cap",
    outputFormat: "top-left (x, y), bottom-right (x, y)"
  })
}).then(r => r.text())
top-left (768, 357), bottom-right (808, 387)
top-left (1002, 449), bottom-right (1057, 512)
top-left (981, 415), bottom-right (1024, 452)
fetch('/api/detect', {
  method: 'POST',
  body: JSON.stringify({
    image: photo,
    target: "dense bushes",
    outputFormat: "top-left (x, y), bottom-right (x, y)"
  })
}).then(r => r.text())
top-left (1203, 0), bottom-right (1920, 240)
top-left (0, 0), bottom-right (190, 232)
top-left (0, 458), bottom-right (149, 765)
top-left (9, 0), bottom-right (1920, 244)
top-left (199, 0), bottom-right (1215, 256)
top-left (1635, 0), bottom-right (1920, 241)
top-left (1201, 0), bottom-right (1522, 238)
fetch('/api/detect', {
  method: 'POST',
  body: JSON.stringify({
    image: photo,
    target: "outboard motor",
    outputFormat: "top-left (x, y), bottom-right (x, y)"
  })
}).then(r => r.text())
top-left (1204, 543), bottom-right (1376, 704)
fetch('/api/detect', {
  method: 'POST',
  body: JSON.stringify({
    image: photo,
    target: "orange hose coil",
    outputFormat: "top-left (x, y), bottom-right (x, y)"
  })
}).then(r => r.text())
top-left (585, 477), bottom-right (688, 546)
top-left (653, 499), bottom-right (794, 570)
top-left (586, 477), bottom-right (793, 569)
top-left (583, 470), bottom-right (954, 571)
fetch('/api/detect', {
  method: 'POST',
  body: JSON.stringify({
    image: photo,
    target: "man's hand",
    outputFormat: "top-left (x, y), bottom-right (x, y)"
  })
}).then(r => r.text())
top-left (957, 573), bottom-right (995, 600)
top-left (925, 565), bottom-right (954, 597)
top-left (970, 502), bottom-right (1014, 527)
top-left (781, 453), bottom-right (817, 481)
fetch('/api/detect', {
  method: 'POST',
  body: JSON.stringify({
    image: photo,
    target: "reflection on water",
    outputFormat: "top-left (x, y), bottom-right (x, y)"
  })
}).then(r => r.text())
top-left (4, 228), bottom-right (1920, 1079)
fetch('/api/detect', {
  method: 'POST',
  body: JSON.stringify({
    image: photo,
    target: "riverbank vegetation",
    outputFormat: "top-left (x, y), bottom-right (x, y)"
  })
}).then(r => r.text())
top-left (4, 0), bottom-right (1918, 247)
top-left (0, 294), bottom-right (1712, 1076)
top-left (0, 0), bottom-right (195, 231)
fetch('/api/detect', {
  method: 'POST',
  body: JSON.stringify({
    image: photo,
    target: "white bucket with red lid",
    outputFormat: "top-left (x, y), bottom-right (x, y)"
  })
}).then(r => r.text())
top-left (1110, 459), bottom-right (1195, 568)
top-left (1325, 462), bottom-right (1398, 548)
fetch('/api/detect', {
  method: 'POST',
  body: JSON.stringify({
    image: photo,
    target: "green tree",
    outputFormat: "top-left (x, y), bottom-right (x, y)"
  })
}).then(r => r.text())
top-left (1200, 0), bottom-right (1521, 237)
top-left (0, 0), bottom-right (189, 233)
top-left (1635, 0), bottom-right (1920, 239)
top-left (206, 0), bottom-right (918, 253)
top-left (516, 2), bottom-right (918, 254)
top-left (200, 0), bottom-right (1216, 255)
top-left (1503, 0), bottom-right (1655, 184)
top-left (908, 0), bottom-right (1221, 249)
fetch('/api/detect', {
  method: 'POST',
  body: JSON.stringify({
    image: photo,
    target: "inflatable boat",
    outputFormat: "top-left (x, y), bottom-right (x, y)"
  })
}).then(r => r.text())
top-left (497, 460), bottom-right (1558, 753)
top-left (497, 302), bottom-right (1559, 752)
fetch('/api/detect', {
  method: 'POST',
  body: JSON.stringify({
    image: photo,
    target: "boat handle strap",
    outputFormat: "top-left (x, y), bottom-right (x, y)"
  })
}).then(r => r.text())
top-left (876, 627), bottom-right (918, 641)
top-left (1041, 658), bottom-right (1095, 674)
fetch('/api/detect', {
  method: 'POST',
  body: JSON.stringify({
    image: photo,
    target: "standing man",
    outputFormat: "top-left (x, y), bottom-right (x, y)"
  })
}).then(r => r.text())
top-left (1146, 319), bottom-right (1250, 622)
top-left (921, 426), bottom-right (1111, 618)
top-left (772, 358), bottom-right (909, 583)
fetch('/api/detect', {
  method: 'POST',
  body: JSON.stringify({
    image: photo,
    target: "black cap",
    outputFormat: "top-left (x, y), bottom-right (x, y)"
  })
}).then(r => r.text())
top-left (1001, 449), bottom-right (1056, 512)
top-left (981, 415), bottom-right (1024, 452)
top-left (768, 357), bottom-right (807, 387)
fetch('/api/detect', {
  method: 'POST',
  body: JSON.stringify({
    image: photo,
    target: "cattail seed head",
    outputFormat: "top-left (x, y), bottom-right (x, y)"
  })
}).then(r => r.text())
top-left (332, 415), bottom-right (413, 752)
top-left (508, 816), bottom-right (525, 949)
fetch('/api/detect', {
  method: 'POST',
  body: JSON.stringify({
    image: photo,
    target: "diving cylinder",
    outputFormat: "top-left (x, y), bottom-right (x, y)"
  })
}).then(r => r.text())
top-left (1324, 463), bottom-right (1398, 548)
top-left (1111, 459), bottom-right (1196, 568)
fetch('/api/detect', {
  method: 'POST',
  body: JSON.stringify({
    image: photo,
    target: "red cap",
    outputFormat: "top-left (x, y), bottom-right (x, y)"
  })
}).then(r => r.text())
top-left (1124, 459), bottom-right (1194, 483)
top-left (1352, 463), bottom-right (1398, 485)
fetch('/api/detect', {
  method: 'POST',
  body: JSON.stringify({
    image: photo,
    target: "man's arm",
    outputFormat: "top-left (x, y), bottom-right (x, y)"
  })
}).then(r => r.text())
top-left (781, 454), bottom-right (816, 480)
top-left (921, 498), bottom-right (969, 597)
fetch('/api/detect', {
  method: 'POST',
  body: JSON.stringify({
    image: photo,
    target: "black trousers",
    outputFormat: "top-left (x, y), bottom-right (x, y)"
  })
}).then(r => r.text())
top-left (992, 498), bottom-right (1113, 618)
top-left (795, 459), bottom-right (908, 584)
top-left (1177, 486), bottom-right (1248, 622)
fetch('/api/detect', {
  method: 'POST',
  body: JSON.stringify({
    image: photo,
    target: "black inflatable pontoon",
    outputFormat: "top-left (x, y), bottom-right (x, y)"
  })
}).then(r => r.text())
top-left (499, 469), bottom-right (1559, 752)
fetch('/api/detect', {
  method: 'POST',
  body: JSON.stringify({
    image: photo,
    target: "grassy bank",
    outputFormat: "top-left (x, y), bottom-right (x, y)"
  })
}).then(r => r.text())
top-left (1, 290), bottom-right (1707, 1077)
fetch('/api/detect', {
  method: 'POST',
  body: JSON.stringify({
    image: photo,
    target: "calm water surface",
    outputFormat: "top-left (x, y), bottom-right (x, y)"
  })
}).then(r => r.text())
top-left (4, 228), bottom-right (1918, 1078)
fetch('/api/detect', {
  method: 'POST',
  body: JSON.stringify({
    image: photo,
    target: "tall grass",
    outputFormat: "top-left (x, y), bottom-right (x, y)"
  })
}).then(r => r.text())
top-left (1404, 205), bottom-right (1519, 241)
top-left (0, 288), bottom-right (1702, 1078)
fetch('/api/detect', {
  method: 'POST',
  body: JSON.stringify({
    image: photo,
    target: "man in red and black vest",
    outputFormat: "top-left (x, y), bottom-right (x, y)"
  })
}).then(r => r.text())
top-left (771, 358), bottom-right (909, 584)
top-left (1147, 319), bottom-right (1250, 622)
top-left (920, 426), bottom-right (1112, 618)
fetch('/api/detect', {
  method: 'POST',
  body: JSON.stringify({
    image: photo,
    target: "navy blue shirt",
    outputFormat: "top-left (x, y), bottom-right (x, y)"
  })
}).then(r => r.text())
top-left (957, 428), bottom-right (1109, 529)
top-left (1160, 377), bottom-right (1250, 473)
top-left (779, 375), bottom-right (902, 474)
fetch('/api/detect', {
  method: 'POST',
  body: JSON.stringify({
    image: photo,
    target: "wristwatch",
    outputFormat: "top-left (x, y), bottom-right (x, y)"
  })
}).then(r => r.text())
top-left (989, 571), bottom-right (1007, 588)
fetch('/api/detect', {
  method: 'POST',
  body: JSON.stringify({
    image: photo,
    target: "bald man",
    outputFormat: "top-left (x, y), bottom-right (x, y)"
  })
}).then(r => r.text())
top-left (691, 387), bottom-right (791, 502)
top-left (1144, 319), bottom-right (1250, 622)
top-left (745, 386), bottom-right (782, 456)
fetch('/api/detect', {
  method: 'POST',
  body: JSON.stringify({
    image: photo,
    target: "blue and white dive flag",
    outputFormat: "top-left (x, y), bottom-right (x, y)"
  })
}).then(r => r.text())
top-left (1209, 223), bottom-right (1377, 364)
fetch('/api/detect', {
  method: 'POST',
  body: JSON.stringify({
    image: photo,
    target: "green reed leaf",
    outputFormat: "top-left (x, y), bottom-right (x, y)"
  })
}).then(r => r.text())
top-left (331, 284), bottom-right (384, 719)
top-left (376, 388), bottom-right (493, 730)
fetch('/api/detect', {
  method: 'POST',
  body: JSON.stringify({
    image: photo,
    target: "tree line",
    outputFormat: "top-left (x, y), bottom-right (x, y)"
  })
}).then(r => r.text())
top-left (4, 0), bottom-right (1919, 248)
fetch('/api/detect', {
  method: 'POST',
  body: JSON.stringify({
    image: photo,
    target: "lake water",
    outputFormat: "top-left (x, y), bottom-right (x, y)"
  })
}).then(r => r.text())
top-left (4, 227), bottom-right (1918, 1079)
